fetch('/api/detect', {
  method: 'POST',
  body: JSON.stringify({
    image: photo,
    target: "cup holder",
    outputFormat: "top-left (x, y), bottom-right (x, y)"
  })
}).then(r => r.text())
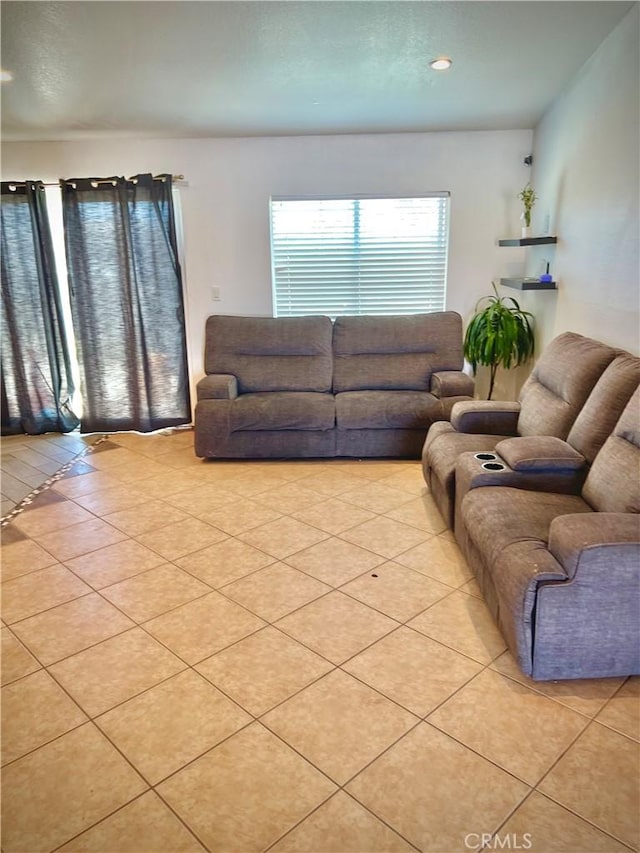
top-left (474, 452), bottom-right (497, 461)
top-left (482, 462), bottom-right (505, 471)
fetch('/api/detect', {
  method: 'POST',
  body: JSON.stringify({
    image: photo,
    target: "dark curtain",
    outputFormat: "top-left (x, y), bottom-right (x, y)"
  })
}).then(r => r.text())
top-left (61, 173), bottom-right (191, 432)
top-left (1, 181), bottom-right (79, 435)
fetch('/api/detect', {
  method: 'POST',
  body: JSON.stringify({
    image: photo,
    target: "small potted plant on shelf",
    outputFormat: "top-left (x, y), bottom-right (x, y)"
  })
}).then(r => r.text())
top-left (518, 183), bottom-right (537, 238)
top-left (464, 283), bottom-right (535, 400)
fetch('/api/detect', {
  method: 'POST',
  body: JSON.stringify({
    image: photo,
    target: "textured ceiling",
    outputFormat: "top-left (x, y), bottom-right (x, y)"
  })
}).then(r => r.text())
top-left (1, 1), bottom-right (633, 140)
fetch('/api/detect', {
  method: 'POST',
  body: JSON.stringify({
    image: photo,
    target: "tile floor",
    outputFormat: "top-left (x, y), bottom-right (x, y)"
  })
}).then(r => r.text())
top-left (1, 428), bottom-right (638, 853)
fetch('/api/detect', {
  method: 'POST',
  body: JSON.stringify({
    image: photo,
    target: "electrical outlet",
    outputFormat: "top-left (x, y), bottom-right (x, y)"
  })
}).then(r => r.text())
top-left (212, 286), bottom-right (221, 301)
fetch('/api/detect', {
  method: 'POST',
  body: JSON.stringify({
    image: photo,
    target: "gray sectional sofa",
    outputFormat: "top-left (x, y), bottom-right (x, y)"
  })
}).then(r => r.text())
top-left (423, 332), bottom-right (640, 680)
top-left (195, 312), bottom-right (474, 458)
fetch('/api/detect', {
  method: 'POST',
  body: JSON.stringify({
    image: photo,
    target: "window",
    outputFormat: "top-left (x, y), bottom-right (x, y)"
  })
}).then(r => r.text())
top-left (270, 194), bottom-right (450, 317)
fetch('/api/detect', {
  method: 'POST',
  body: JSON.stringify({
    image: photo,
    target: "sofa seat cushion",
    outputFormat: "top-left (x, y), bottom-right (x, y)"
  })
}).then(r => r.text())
top-left (229, 392), bottom-right (336, 432)
top-left (462, 486), bottom-right (592, 569)
top-left (336, 390), bottom-right (441, 430)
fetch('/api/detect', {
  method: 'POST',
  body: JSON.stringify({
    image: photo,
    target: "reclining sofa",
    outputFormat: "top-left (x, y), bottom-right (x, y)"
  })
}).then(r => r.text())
top-left (195, 312), bottom-right (474, 459)
top-left (422, 332), bottom-right (640, 680)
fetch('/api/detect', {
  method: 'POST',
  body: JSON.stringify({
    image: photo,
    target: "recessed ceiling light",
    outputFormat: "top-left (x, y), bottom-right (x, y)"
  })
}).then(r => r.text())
top-left (0, 69), bottom-right (14, 82)
top-left (429, 58), bottom-right (452, 71)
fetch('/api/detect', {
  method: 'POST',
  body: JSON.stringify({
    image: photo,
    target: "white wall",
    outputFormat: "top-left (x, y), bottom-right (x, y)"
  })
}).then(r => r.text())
top-left (2, 130), bottom-right (532, 403)
top-left (526, 3), bottom-right (639, 356)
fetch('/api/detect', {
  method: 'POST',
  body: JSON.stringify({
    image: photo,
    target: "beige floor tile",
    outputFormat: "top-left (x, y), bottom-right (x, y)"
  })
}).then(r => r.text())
top-left (252, 482), bottom-right (326, 514)
top-left (130, 470), bottom-right (210, 499)
top-left (340, 561), bottom-right (452, 622)
top-left (221, 562), bottom-right (331, 621)
top-left (49, 627), bottom-right (186, 717)
top-left (162, 482), bottom-right (243, 514)
top-left (491, 651), bottom-right (626, 718)
top-left (276, 591), bottom-right (399, 664)
top-left (157, 723), bottom-right (336, 853)
top-left (52, 470), bottom-right (128, 499)
top-left (103, 499), bottom-right (190, 536)
top-left (70, 484), bottom-right (150, 516)
top-left (96, 670), bottom-right (251, 784)
top-left (64, 539), bottom-right (166, 589)
top-left (238, 516), bottom-right (329, 559)
top-left (198, 498), bottom-right (284, 535)
top-left (339, 516), bottom-right (429, 559)
top-left (461, 577), bottom-right (483, 598)
top-left (100, 564), bottom-right (211, 622)
top-left (499, 791), bottom-right (630, 852)
top-left (1, 564), bottom-right (91, 624)
top-left (408, 589), bottom-right (506, 664)
top-left (384, 493), bottom-right (448, 534)
top-left (394, 536), bottom-right (473, 587)
top-left (176, 537), bottom-right (275, 588)
top-left (108, 457), bottom-right (174, 484)
top-left (343, 461), bottom-right (412, 482)
top-left (1, 538), bottom-right (59, 582)
top-left (344, 626), bottom-right (482, 716)
top-left (271, 791), bottom-right (414, 852)
top-left (12, 500), bottom-right (95, 537)
top-left (539, 722), bottom-right (640, 848)
top-left (135, 516), bottom-right (228, 560)
top-left (1, 722), bottom-right (147, 853)
top-left (339, 481), bottom-right (413, 514)
top-left (291, 497), bottom-right (377, 535)
top-left (86, 447), bottom-right (144, 471)
top-left (11, 594), bottom-right (134, 665)
top-left (378, 467), bottom-right (429, 496)
top-left (298, 470), bottom-right (370, 497)
top-left (285, 537), bottom-right (385, 586)
top-left (197, 626), bottom-right (334, 715)
top-left (210, 473), bottom-right (292, 498)
top-left (346, 722), bottom-right (530, 853)
top-left (144, 591), bottom-right (265, 664)
top-left (263, 669), bottom-right (418, 784)
top-left (428, 669), bottom-right (589, 785)
top-left (58, 791), bottom-right (206, 852)
top-left (2, 669), bottom-right (87, 765)
top-left (34, 517), bottom-right (129, 562)
top-left (1, 628), bottom-right (41, 685)
top-left (595, 677), bottom-right (640, 740)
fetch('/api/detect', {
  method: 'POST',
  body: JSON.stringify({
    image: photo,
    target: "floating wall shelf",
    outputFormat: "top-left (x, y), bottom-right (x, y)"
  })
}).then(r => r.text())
top-left (498, 237), bottom-right (558, 247)
top-left (499, 278), bottom-right (557, 291)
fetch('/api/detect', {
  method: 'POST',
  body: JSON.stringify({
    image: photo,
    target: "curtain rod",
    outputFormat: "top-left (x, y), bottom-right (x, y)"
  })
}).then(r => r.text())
top-left (4, 174), bottom-right (185, 189)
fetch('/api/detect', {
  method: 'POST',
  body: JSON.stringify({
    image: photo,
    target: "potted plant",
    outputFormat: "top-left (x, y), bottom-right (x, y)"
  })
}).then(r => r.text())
top-left (518, 183), bottom-right (537, 237)
top-left (464, 283), bottom-right (535, 400)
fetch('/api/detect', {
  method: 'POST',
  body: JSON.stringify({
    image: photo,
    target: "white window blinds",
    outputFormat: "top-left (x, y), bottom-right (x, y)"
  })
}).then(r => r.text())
top-left (271, 194), bottom-right (450, 317)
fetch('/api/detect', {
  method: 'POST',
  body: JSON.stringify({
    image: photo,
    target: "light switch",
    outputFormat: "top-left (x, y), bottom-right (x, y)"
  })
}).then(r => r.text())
top-left (212, 286), bottom-right (221, 301)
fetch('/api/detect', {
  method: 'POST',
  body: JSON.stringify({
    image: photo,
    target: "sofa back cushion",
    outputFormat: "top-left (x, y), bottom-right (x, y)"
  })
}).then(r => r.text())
top-left (332, 312), bottom-right (464, 392)
top-left (582, 387), bottom-right (640, 513)
top-left (204, 315), bottom-right (333, 393)
top-left (517, 332), bottom-right (618, 439)
top-left (567, 353), bottom-right (640, 463)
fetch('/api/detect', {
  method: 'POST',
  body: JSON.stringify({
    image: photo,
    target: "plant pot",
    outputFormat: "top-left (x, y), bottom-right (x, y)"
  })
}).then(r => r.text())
top-left (521, 225), bottom-right (531, 238)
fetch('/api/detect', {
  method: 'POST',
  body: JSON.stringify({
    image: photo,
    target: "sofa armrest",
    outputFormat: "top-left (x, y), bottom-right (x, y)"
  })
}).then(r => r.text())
top-left (430, 371), bottom-right (474, 399)
top-left (548, 513), bottom-right (640, 579)
top-left (450, 400), bottom-right (521, 435)
top-left (197, 374), bottom-right (238, 401)
top-left (495, 436), bottom-right (586, 473)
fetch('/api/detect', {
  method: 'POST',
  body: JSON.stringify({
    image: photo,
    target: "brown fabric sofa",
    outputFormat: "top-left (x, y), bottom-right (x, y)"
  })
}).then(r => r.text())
top-left (422, 332), bottom-right (631, 528)
top-left (194, 312), bottom-right (474, 458)
top-left (458, 389), bottom-right (640, 680)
